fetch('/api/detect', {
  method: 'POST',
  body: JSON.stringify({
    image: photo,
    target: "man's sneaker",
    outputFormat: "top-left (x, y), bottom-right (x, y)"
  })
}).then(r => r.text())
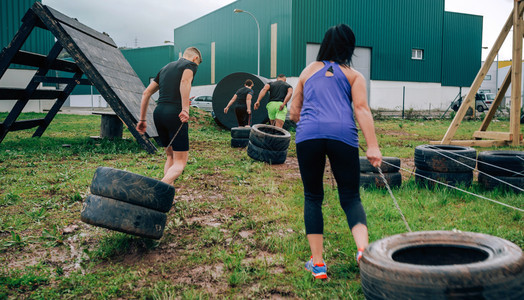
top-left (356, 249), bottom-right (364, 266)
top-left (304, 256), bottom-right (327, 279)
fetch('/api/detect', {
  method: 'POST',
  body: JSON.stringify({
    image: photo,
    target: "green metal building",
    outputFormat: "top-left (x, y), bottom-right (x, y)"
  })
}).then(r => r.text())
top-left (1, 0), bottom-right (55, 69)
top-left (173, 0), bottom-right (482, 89)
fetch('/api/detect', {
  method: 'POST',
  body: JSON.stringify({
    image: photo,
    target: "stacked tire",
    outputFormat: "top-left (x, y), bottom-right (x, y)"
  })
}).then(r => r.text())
top-left (477, 150), bottom-right (524, 193)
top-left (230, 127), bottom-right (251, 148)
top-left (247, 124), bottom-right (290, 165)
top-left (360, 157), bottom-right (402, 189)
top-left (414, 145), bottom-right (476, 188)
top-left (81, 167), bottom-right (175, 239)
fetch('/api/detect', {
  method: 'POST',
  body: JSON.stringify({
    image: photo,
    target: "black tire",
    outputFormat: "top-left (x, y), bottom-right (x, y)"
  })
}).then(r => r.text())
top-left (231, 138), bottom-right (249, 148)
top-left (477, 150), bottom-right (524, 176)
top-left (81, 194), bottom-right (167, 240)
top-left (360, 231), bottom-right (524, 300)
top-left (90, 167), bottom-right (174, 213)
top-left (231, 127), bottom-right (252, 139)
top-left (478, 173), bottom-right (524, 193)
top-left (360, 157), bottom-right (401, 173)
top-left (415, 168), bottom-right (473, 188)
top-left (414, 144), bottom-right (477, 172)
top-left (247, 141), bottom-right (287, 165)
top-left (360, 172), bottom-right (402, 189)
top-left (249, 124), bottom-right (291, 151)
top-left (477, 105), bottom-right (484, 112)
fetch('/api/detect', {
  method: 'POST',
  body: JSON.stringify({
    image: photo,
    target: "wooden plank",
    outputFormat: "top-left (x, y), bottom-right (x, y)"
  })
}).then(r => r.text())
top-left (31, 3), bottom-right (157, 153)
top-left (510, 0), bottom-right (523, 146)
top-left (0, 88), bottom-right (63, 100)
top-left (33, 72), bottom-right (83, 138)
top-left (429, 140), bottom-right (508, 147)
top-left (440, 5), bottom-right (523, 144)
top-left (7, 119), bottom-right (45, 131)
top-left (12, 50), bottom-right (82, 73)
top-left (479, 66), bottom-right (512, 131)
top-left (33, 75), bottom-right (91, 85)
top-left (35, 3), bottom-right (117, 47)
top-left (473, 131), bottom-right (512, 140)
top-left (0, 10), bottom-right (38, 79)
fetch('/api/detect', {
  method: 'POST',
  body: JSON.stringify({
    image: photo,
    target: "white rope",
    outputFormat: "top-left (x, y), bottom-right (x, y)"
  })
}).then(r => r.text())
top-left (424, 146), bottom-right (524, 192)
top-left (377, 167), bottom-right (412, 232)
top-left (381, 160), bottom-right (524, 212)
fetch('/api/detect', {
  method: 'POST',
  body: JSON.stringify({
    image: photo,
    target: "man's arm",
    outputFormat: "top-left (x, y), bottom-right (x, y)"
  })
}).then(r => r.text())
top-left (179, 69), bottom-right (194, 123)
top-left (254, 84), bottom-right (270, 110)
top-left (280, 87), bottom-right (293, 111)
top-left (136, 81), bottom-right (159, 134)
top-left (224, 94), bottom-right (237, 114)
top-left (246, 94), bottom-right (252, 114)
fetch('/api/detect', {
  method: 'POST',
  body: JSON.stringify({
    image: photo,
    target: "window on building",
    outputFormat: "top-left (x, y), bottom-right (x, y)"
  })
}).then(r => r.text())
top-left (411, 48), bottom-right (423, 60)
top-left (485, 75), bottom-right (491, 80)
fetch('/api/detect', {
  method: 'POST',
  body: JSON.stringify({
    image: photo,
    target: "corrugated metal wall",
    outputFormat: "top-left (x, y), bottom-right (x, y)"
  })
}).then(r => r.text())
top-left (1, 0), bottom-right (55, 69)
top-left (442, 12), bottom-right (483, 87)
top-left (121, 45), bottom-right (176, 87)
top-left (174, 0), bottom-right (293, 86)
top-left (291, 0), bottom-right (446, 83)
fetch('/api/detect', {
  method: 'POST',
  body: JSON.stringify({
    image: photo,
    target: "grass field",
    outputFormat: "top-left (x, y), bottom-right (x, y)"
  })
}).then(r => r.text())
top-left (0, 110), bottom-right (522, 299)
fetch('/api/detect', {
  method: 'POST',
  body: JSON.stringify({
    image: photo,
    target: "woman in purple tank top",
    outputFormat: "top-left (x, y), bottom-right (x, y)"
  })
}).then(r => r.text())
top-left (290, 24), bottom-right (382, 279)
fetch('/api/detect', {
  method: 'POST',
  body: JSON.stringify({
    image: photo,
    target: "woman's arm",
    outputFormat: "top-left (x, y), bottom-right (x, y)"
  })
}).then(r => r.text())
top-left (351, 71), bottom-right (382, 167)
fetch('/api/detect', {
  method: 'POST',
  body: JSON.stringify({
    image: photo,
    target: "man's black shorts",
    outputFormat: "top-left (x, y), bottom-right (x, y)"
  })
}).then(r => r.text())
top-left (153, 104), bottom-right (189, 151)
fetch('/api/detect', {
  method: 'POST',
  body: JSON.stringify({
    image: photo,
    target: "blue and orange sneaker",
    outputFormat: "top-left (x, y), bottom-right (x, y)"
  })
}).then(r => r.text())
top-left (356, 248), bottom-right (364, 266)
top-left (304, 256), bottom-right (327, 279)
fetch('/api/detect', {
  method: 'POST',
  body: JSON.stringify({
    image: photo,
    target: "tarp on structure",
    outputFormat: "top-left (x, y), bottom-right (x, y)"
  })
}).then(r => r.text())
top-left (0, 2), bottom-right (158, 153)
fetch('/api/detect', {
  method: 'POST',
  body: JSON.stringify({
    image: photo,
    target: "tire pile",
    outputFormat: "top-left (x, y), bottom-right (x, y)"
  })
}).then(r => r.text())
top-left (477, 150), bottom-right (524, 193)
top-left (414, 145), bottom-right (476, 188)
top-left (247, 124), bottom-right (290, 165)
top-left (230, 127), bottom-right (251, 148)
top-left (81, 167), bottom-right (175, 239)
top-left (360, 157), bottom-right (401, 189)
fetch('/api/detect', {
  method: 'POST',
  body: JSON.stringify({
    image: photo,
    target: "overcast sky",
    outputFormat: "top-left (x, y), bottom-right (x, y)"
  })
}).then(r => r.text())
top-left (42, 0), bottom-right (515, 61)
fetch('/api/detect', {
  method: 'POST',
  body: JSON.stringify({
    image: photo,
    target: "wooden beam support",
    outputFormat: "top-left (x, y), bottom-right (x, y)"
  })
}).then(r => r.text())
top-left (0, 88), bottom-right (63, 100)
top-left (439, 4), bottom-right (524, 144)
top-left (0, 10), bottom-right (38, 79)
top-left (12, 50), bottom-right (82, 73)
top-left (33, 72), bottom-right (83, 138)
top-left (0, 42), bottom-right (63, 144)
top-left (32, 75), bottom-right (91, 85)
top-left (479, 66), bottom-right (512, 131)
top-left (1, 119), bottom-right (46, 131)
top-left (473, 131), bottom-right (513, 140)
top-left (429, 140), bottom-right (508, 147)
top-left (510, 0), bottom-right (523, 146)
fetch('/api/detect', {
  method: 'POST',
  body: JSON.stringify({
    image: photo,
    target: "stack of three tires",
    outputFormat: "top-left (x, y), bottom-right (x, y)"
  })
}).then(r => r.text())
top-left (230, 127), bottom-right (251, 148)
top-left (81, 167), bottom-right (175, 239)
top-left (359, 157), bottom-right (402, 189)
top-left (477, 150), bottom-right (524, 193)
top-left (247, 124), bottom-right (290, 165)
top-left (414, 145), bottom-right (477, 188)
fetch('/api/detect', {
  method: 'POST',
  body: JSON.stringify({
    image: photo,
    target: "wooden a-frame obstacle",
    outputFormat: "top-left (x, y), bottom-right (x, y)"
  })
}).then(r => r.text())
top-left (432, 0), bottom-right (523, 147)
top-left (0, 2), bottom-right (159, 153)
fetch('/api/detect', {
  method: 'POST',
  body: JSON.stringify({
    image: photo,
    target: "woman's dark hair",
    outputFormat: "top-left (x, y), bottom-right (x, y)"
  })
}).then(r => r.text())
top-left (316, 24), bottom-right (356, 67)
top-left (245, 79), bottom-right (254, 87)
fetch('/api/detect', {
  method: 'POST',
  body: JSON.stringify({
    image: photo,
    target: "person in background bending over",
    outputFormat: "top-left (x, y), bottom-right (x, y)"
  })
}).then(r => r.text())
top-left (136, 47), bottom-right (202, 185)
top-left (254, 74), bottom-right (293, 128)
top-left (289, 24), bottom-right (382, 280)
top-left (224, 79), bottom-right (254, 127)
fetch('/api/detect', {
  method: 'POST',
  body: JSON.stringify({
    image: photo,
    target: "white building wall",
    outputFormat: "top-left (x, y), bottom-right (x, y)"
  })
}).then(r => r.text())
top-left (0, 69), bottom-right (57, 113)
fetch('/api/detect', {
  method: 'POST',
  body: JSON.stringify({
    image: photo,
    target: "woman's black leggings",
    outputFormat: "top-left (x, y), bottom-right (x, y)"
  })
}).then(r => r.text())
top-left (296, 139), bottom-right (367, 235)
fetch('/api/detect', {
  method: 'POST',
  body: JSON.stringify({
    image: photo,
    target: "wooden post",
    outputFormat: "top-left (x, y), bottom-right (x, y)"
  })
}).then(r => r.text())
top-left (510, 0), bottom-right (523, 146)
top-left (479, 66), bottom-right (512, 131)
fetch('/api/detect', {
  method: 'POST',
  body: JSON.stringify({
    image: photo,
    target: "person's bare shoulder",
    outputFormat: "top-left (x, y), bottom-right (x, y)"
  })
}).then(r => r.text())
top-left (341, 66), bottom-right (364, 86)
top-left (300, 61), bottom-right (325, 81)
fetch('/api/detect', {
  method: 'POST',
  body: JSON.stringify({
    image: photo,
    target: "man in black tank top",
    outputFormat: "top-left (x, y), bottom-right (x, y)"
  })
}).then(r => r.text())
top-left (254, 74), bottom-right (293, 128)
top-left (136, 47), bottom-right (202, 186)
top-left (224, 79), bottom-right (254, 127)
